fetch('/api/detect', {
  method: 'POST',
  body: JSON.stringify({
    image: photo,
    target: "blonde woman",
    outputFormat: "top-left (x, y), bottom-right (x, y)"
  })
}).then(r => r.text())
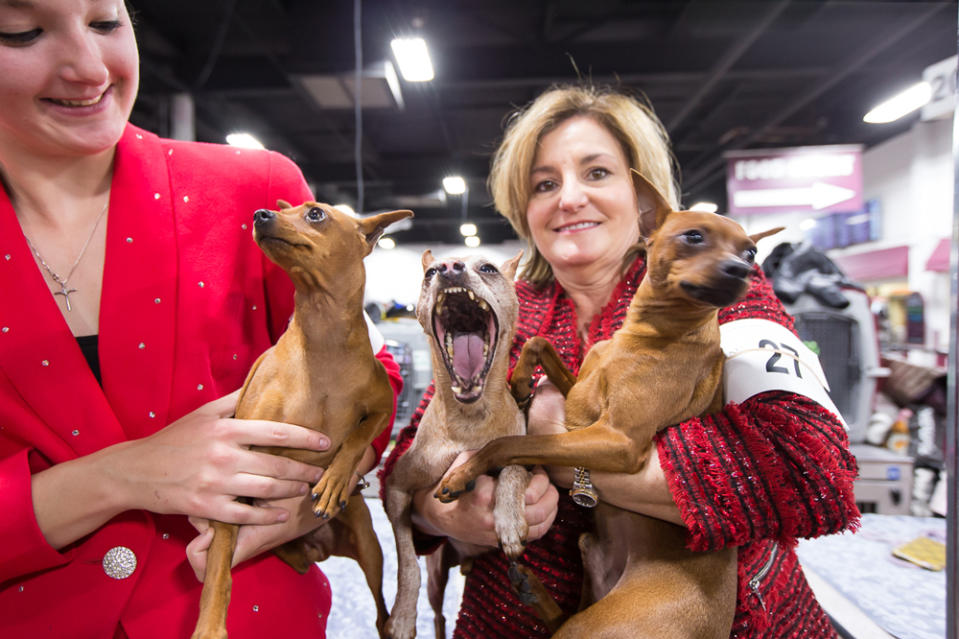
top-left (380, 85), bottom-right (858, 638)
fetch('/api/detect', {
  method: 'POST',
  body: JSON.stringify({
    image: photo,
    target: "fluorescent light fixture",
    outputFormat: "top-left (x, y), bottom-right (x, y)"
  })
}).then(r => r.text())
top-left (378, 237), bottom-right (396, 250)
top-left (225, 132), bottom-right (265, 149)
top-left (390, 37), bottom-right (434, 82)
top-left (863, 82), bottom-right (932, 124)
top-left (464, 235), bottom-right (481, 248)
top-left (459, 222), bottom-right (477, 237)
top-left (443, 175), bottom-right (467, 195)
top-left (334, 203), bottom-right (356, 217)
top-left (689, 201), bottom-right (718, 213)
top-left (799, 218), bottom-right (817, 231)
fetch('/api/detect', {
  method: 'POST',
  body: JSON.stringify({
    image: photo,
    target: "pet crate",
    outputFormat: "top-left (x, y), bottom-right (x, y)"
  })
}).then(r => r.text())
top-left (784, 287), bottom-right (885, 443)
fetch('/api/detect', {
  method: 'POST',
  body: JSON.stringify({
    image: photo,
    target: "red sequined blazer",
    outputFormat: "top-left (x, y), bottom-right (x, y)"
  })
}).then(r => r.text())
top-left (380, 257), bottom-right (859, 638)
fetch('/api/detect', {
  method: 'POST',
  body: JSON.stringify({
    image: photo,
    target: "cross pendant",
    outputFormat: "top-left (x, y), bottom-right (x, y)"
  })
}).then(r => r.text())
top-left (54, 284), bottom-right (78, 312)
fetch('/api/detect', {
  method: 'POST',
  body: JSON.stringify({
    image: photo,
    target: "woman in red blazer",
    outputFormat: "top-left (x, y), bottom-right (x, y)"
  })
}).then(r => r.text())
top-left (0, 2), bottom-right (401, 637)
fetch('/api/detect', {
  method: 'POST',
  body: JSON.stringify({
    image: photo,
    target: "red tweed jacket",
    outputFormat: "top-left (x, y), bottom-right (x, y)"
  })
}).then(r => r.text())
top-left (380, 257), bottom-right (860, 638)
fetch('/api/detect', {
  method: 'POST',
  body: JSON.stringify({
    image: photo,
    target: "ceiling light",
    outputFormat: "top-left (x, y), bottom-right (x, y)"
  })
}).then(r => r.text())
top-left (378, 237), bottom-right (396, 250)
top-left (225, 132), bottom-right (265, 149)
top-left (689, 201), bottom-right (718, 213)
top-left (459, 222), bottom-right (477, 237)
top-left (390, 37), bottom-right (434, 82)
top-left (464, 235), bottom-right (481, 248)
top-left (799, 218), bottom-right (817, 231)
top-left (334, 203), bottom-right (356, 217)
top-left (863, 82), bottom-right (932, 124)
top-left (443, 175), bottom-right (467, 195)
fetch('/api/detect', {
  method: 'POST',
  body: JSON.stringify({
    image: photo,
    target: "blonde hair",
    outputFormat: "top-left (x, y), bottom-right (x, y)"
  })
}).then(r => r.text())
top-left (488, 85), bottom-right (679, 286)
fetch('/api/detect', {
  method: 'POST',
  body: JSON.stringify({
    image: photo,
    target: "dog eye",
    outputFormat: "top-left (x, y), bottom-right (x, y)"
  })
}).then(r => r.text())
top-left (424, 267), bottom-right (437, 281)
top-left (743, 247), bottom-right (757, 263)
top-left (478, 263), bottom-right (498, 274)
top-left (682, 230), bottom-right (704, 244)
top-left (305, 207), bottom-right (326, 222)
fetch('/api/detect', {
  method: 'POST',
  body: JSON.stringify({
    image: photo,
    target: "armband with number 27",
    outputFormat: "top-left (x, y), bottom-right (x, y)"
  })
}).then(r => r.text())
top-left (720, 318), bottom-right (846, 428)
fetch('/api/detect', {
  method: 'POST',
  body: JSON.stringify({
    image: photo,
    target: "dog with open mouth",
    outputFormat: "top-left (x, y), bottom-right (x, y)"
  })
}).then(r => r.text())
top-left (382, 250), bottom-right (527, 639)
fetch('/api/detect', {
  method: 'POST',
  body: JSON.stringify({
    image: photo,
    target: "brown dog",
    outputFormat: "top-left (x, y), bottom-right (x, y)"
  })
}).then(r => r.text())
top-left (191, 201), bottom-right (413, 639)
top-left (435, 172), bottom-right (782, 638)
top-left (383, 250), bottom-right (528, 639)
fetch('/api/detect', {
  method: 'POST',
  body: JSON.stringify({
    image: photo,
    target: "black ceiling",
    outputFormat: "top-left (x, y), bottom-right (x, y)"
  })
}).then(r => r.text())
top-left (129, 0), bottom-right (958, 245)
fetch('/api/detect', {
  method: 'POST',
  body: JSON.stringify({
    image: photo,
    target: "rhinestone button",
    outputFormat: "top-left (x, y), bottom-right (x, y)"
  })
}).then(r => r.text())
top-left (102, 546), bottom-right (137, 579)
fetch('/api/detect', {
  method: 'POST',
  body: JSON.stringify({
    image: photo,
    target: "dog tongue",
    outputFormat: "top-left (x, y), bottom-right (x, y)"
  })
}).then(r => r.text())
top-left (452, 333), bottom-right (484, 381)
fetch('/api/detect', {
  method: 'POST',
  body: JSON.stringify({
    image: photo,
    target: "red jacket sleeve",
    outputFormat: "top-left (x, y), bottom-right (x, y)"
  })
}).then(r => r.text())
top-left (656, 268), bottom-right (860, 551)
top-left (0, 450), bottom-right (72, 582)
top-left (372, 344), bottom-right (403, 463)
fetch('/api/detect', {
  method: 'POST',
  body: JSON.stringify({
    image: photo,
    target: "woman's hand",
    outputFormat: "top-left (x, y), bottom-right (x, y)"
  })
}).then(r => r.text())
top-left (185, 444), bottom-right (378, 581)
top-left (411, 452), bottom-right (559, 551)
top-left (32, 390), bottom-right (333, 549)
top-left (113, 390), bottom-right (332, 523)
top-left (527, 380), bottom-right (685, 527)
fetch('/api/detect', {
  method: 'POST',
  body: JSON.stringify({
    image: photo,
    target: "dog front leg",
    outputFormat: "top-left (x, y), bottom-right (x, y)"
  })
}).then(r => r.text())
top-left (311, 411), bottom-right (389, 519)
top-left (436, 419), bottom-right (644, 502)
top-left (192, 520), bottom-right (240, 639)
top-left (493, 464), bottom-right (530, 559)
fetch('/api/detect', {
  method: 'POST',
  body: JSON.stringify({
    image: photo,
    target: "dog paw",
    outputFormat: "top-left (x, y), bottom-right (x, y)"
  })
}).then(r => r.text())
top-left (497, 526), bottom-right (527, 560)
top-left (507, 562), bottom-right (539, 606)
top-left (310, 475), bottom-right (350, 520)
top-left (433, 476), bottom-right (475, 503)
top-left (384, 614), bottom-right (416, 639)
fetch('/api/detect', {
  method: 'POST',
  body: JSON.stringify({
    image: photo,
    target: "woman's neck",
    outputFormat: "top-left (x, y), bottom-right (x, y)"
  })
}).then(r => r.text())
top-left (1, 148), bottom-right (114, 227)
top-left (553, 262), bottom-right (625, 337)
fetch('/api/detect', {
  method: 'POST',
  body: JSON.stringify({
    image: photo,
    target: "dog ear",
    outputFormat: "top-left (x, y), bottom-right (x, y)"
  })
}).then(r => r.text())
top-left (500, 251), bottom-right (523, 281)
top-left (631, 169), bottom-right (673, 238)
top-left (357, 209), bottom-right (415, 253)
top-left (276, 199), bottom-right (292, 209)
top-left (421, 249), bottom-right (435, 271)
top-left (749, 226), bottom-right (785, 243)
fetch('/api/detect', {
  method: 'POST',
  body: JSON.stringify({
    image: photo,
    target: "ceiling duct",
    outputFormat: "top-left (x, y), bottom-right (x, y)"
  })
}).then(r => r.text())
top-left (295, 60), bottom-right (404, 110)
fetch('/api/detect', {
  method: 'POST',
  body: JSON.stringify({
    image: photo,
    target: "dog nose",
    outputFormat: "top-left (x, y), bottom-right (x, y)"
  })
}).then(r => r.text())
top-left (437, 260), bottom-right (466, 277)
top-left (253, 209), bottom-right (275, 225)
top-left (720, 258), bottom-right (751, 280)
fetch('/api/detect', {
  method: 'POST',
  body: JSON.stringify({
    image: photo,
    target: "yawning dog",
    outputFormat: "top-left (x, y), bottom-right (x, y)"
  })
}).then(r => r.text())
top-left (383, 250), bottom-right (527, 639)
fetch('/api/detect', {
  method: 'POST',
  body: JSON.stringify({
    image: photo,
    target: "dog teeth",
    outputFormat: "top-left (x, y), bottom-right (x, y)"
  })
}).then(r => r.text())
top-left (483, 342), bottom-right (489, 357)
top-left (478, 299), bottom-right (489, 310)
top-left (451, 384), bottom-right (462, 394)
top-left (445, 332), bottom-right (454, 358)
top-left (467, 290), bottom-right (475, 300)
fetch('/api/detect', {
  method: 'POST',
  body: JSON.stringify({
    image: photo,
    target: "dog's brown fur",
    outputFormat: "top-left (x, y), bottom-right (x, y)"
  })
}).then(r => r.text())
top-left (191, 201), bottom-right (413, 639)
top-left (435, 173), bottom-right (782, 638)
top-left (383, 251), bottom-right (529, 639)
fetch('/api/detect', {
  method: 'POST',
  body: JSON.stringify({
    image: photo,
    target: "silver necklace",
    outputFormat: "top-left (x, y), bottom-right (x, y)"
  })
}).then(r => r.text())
top-left (23, 200), bottom-right (109, 312)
